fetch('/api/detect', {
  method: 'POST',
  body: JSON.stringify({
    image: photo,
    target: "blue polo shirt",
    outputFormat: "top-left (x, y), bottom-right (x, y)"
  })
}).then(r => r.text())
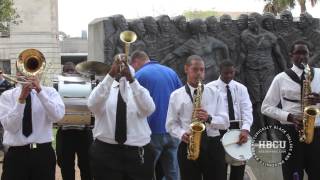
top-left (135, 60), bottom-right (182, 134)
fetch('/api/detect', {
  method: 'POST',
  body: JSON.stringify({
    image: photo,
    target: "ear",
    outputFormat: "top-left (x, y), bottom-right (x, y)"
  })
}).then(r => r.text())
top-left (184, 64), bottom-right (188, 74)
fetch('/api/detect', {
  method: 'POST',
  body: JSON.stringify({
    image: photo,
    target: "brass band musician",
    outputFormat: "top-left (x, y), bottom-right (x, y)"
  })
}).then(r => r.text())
top-left (166, 55), bottom-right (229, 180)
top-left (262, 40), bottom-right (320, 180)
top-left (87, 54), bottom-right (155, 180)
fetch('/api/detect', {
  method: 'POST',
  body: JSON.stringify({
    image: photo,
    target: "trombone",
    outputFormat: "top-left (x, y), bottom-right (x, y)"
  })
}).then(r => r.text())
top-left (1, 49), bottom-right (46, 84)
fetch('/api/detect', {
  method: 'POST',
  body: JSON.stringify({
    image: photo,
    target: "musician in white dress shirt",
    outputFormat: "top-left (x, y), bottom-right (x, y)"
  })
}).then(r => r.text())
top-left (207, 60), bottom-right (253, 180)
top-left (87, 54), bottom-right (155, 180)
top-left (262, 40), bottom-right (320, 180)
top-left (166, 55), bottom-right (229, 180)
top-left (0, 75), bottom-right (65, 180)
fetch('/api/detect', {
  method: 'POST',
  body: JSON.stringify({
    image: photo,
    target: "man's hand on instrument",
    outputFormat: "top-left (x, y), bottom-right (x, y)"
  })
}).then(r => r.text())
top-left (181, 132), bottom-right (191, 144)
top-left (195, 108), bottom-right (209, 123)
top-left (28, 76), bottom-right (41, 93)
top-left (238, 129), bottom-right (249, 145)
top-left (109, 54), bottom-right (123, 78)
top-left (287, 113), bottom-right (303, 130)
top-left (121, 62), bottom-right (134, 83)
top-left (305, 92), bottom-right (320, 105)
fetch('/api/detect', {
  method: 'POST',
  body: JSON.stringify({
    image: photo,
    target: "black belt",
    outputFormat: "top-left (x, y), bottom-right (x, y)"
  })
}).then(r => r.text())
top-left (9, 142), bottom-right (52, 150)
top-left (95, 139), bottom-right (147, 150)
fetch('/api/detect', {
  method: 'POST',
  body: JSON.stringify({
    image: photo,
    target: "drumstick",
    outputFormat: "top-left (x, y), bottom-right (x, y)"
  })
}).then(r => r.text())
top-left (223, 141), bottom-right (239, 146)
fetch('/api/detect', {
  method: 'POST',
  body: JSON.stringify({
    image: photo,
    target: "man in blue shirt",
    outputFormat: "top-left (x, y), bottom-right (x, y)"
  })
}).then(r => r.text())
top-left (131, 51), bottom-right (182, 180)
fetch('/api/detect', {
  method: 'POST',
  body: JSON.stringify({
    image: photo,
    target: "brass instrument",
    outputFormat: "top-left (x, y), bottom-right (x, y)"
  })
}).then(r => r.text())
top-left (299, 64), bottom-right (320, 144)
top-left (187, 79), bottom-right (206, 160)
top-left (118, 31), bottom-right (137, 71)
top-left (1, 49), bottom-right (45, 84)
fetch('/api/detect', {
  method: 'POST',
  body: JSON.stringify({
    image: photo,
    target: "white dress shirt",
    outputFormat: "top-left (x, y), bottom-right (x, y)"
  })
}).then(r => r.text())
top-left (166, 84), bottom-right (229, 140)
top-left (0, 86), bottom-right (65, 146)
top-left (207, 78), bottom-right (253, 131)
top-left (262, 65), bottom-right (320, 125)
top-left (87, 74), bottom-right (155, 147)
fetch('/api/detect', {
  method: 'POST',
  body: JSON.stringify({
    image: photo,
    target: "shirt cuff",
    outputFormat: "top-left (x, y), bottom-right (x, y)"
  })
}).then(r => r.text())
top-left (241, 124), bottom-right (251, 132)
top-left (15, 102), bottom-right (26, 113)
top-left (101, 74), bottom-right (115, 87)
top-left (129, 80), bottom-right (140, 94)
top-left (37, 88), bottom-right (48, 101)
top-left (280, 111), bottom-right (290, 122)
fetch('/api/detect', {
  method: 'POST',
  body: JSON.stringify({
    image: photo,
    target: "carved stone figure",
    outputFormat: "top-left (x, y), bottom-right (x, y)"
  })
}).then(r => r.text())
top-left (163, 19), bottom-right (229, 83)
top-left (104, 14), bottom-right (128, 64)
top-left (299, 12), bottom-right (320, 67)
top-left (261, 12), bottom-right (292, 69)
top-left (129, 19), bottom-right (146, 53)
top-left (277, 10), bottom-right (303, 55)
top-left (240, 13), bottom-right (286, 134)
top-left (172, 15), bottom-right (190, 48)
top-left (143, 16), bottom-right (159, 60)
top-left (156, 15), bottom-right (176, 61)
top-left (217, 14), bottom-right (241, 68)
top-left (237, 14), bottom-right (249, 33)
top-left (205, 16), bottom-right (220, 37)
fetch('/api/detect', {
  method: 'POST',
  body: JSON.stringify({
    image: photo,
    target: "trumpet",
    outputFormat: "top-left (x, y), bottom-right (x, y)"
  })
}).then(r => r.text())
top-left (1, 49), bottom-right (45, 84)
top-left (119, 30), bottom-right (137, 70)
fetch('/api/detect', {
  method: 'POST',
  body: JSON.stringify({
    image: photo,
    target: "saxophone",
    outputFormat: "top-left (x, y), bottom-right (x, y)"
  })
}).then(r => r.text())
top-left (299, 64), bottom-right (320, 144)
top-left (187, 79), bottom-right (206, 160)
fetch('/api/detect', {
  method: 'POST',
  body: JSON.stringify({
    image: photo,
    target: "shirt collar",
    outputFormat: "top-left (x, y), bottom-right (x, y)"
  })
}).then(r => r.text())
top-left (139, 60), bottom-right (159, 70)
top-left (187, 83), bottom-right (196, 94)
top-left (217, 77), bottom-right (234, 88)
top-left (292, 64), bottom-right (303, 77)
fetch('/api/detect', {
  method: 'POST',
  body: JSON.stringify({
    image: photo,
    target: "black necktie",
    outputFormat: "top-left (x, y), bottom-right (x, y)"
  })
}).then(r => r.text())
top-left (300, 71), bottom-right (305, 98)
top-left (115, 91), bottom-right (127, 144)
top-left (226, 85), bottom-right (237, 129)
top-left (22, 94), bottom-right (32, 137)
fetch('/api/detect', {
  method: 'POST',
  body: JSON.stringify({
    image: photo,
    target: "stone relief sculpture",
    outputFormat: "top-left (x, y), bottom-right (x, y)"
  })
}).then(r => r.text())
top-left (172, 15), bottom-right (190, 48)
top-left (205, 16), bottom-right (220, 38)
top-left (98, 12), bottom-right (319, 135)
top-left (163, 19), bottom-right (229, 83)
top-left (142, 16), bottom-right (159, 60)
top-left (217, 14), bottom-right (241, 70)
top-left (240, 13), bottom-right (286, 134)
top-left (156, 15), bottom-right (176, 62)
top-left (299, 12), bottom-right (320, 67)
top-left (129, 19), bottom-right (146, 52)
top-left (104, 14), bottom-right (128, 64)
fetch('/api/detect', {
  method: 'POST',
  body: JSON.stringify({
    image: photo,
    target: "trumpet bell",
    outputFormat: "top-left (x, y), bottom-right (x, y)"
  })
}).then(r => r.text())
top-left (120, 31), bottom-right (137, 44)
top-left (16, 49), bottom-right (46, 77)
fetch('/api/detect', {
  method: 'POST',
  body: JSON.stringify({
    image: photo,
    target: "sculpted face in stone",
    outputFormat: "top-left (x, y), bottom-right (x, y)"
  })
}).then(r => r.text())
top-left (158, 15), bottom-right (171, 33)
top-left (248, 16), bottom-right (258, 31)
top-left (144, 17), bottom-right (159, 34)
top-left (190, 19), bottom-right (207, 34)
top-left (280, 10), bottom-right (293, 28)
top-left (114, 15), bottom-right (128, 31)
top-left (237, 14), bottom-right (248, 31)
top-left (131, 19), bottom-right (146, 37)
top-left (299, 12), bottom-right (313, 29)
top-left (262, 13), bottom-right (275, 31)
top-left (220, 14), bottom-right (233, 30)
top-left (174, 16), bottom-right (188, 32)
top-left (205, 16), bottom-right (219, 33)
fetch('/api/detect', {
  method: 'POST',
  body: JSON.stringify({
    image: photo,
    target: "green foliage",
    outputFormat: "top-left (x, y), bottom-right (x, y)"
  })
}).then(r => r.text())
top-left (183, 9), bottom-right (218, 20)
top-left (263, 0), bottom-right (318, 14)
top-left (0, 0), bottom-right (20, 24)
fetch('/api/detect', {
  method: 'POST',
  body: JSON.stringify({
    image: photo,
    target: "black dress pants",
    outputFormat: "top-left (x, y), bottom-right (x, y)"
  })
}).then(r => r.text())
top-left (56, 128), bottom-right (93, 180)
top-left (90, 139), bottom-right (154, 180)
top-left (1, 143), bottom-right (56, 180)
top-left (281, 125), bottom-right (320, 180)
top-left (178, 136), bottom-right (226, 180)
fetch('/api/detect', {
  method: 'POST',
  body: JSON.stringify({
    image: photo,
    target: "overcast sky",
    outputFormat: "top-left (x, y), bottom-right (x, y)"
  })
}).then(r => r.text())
top-left (58, 0), bottom-right (320, 37)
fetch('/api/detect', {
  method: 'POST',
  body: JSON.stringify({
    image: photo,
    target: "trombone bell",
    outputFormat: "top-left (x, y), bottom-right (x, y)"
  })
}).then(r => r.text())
top-left (120, 31), bottom-right (137, 44)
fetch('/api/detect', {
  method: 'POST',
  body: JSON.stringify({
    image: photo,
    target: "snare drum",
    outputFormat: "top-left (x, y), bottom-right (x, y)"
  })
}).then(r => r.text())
top-left (221, 129), bottom-right (253, 166)
top-left (54, 75), bottom-right (94, 127)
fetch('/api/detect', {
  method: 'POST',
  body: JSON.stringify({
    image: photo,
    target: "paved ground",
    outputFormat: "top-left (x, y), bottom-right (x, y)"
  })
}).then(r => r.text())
top-left (0, 149), bottom-right (308, 180)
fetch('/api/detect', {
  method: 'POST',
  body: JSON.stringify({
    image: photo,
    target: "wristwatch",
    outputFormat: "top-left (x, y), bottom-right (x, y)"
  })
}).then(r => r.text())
top-left (207, 115), bottom-right (212, 124)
